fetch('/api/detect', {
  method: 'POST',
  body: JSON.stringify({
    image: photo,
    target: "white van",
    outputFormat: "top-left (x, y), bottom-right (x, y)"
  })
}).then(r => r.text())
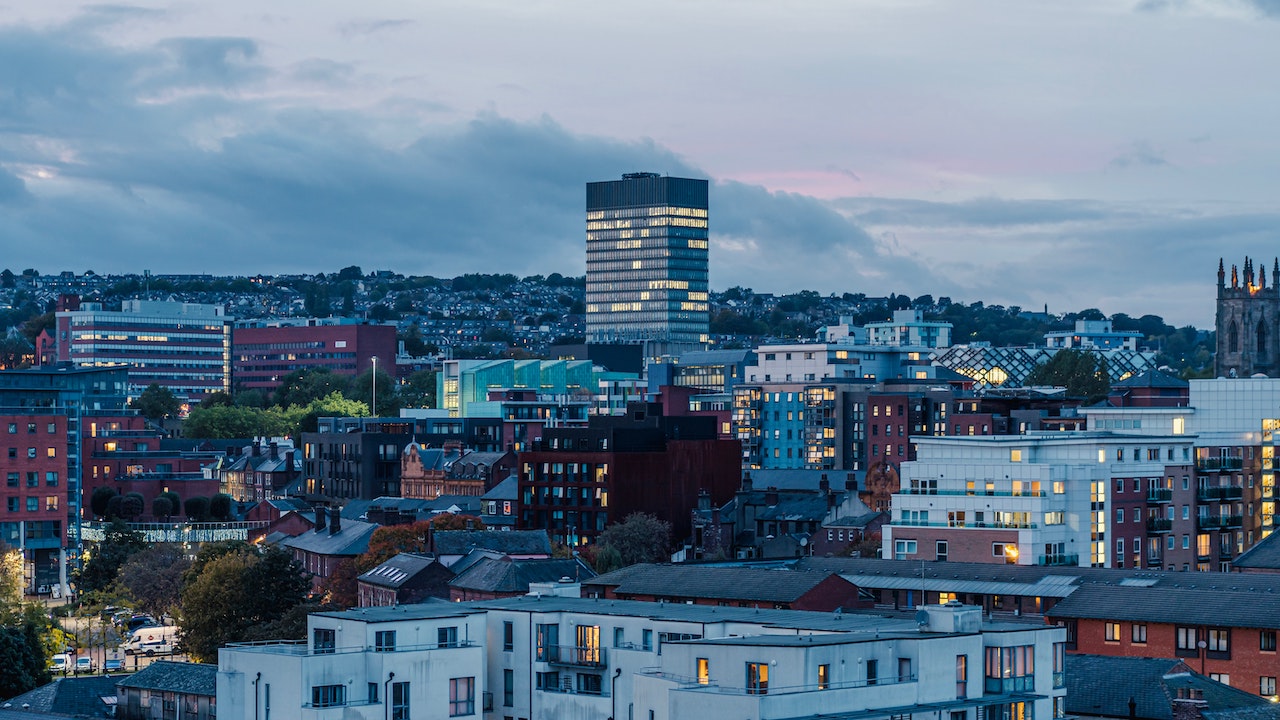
top-left (51, 653), bottom-right (71, 673)
top-left (120, 625), bottom-right (179, 657)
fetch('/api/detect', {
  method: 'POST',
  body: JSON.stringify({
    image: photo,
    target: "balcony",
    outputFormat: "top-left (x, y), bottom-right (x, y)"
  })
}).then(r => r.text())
top-left (1196, 515), bottom-right (1243, 530)
top-left (1219, 545), bottom-right (1236, 558)
top-left (1036, 554), bottom-right (1079, 567)
top-left (542, 645), bottom-right (607, 668)
top-left (1146, 489), bottom-right (1173, 503)
top-left (899, 488), bottom-right (1046, 498)
top-left (893, 519), bottom-right (1038, 529)
top-left (1197, 457), bottom-right (1244, 472)
top-left (1146, 518), bottom-right (1173, 533)
top-left (1197, 486), bottom-right (1244, 502)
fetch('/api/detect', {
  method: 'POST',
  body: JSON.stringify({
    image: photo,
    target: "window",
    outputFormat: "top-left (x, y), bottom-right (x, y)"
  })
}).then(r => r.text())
top-left (576, 674), bottom-right (602, 695)
top-left (1206, 628), bottom-right (1229, 653)
top-left (613, 627), bottom-right (624, 648)
top-left (1105, 622), bottom-right (1121, 642)
top-left (867, 658), bottom-right (878, 686)
top-left (504, 669), bottom-right (514, 706)
top-left (375, 630), bottom-right (396, 652)
top-left (45, 472), bottom-right (57, 486)
top-left (642, 629), bottom-right (653, 651)
top-left (697, 658), bottom-right (710, 685)
top-left (26, 448), bottom-right (35, 458)
top-left (1116, 508), bottom-right (1124, 524)
top-left (1262, 677), bottom-right (1277, 697)
top-left (985, 646), bottom-right (1035, 693)
top-left (438, 626), bottom-right (459, 648)
top-left (45, 496), bottom-right (57, 511)
top-left (956, 655), bottom-right (968, 698)
top-left (46, 447), bottom-right (55, 458)
top-left (898, 657), bottom-right (912, 681)
top-left (894, 539), bottom-right (917, 560)
top-left (1054, 642), bottom-right (1065, 688)
top-left (936, 540), bottom-right (949, 562)
top-left (746, 662), bottom-right (769, 695)
top-left (1176, 626), bottom-right (1198, 651)
top-left (368, 683), bottom-right (379, 704)
top-left (5, 473), bottom-right (15, 487)
top-left (391, 682), bottom-right (409, 720)
top-left (503, 621), bottom-right (514, 651)
top-left (5, 424), bottom-right (13, 434)
top-left (1210, 673), bottom-right (1230, 686)
top-left (26, 497), bottom-right (37, 512)
top-left (1132, 624), bottom-right (1147, 644)
top-left (1262, 630), bottom-right (1277, 652)
top-left (818, 663), bottom-right (830, 690)
top-left (449, 677), bottom-right (475, 716)
top-left (311, 684), bottom-right (345, 708)
top-left (313, 628), bottom-right (335, 654)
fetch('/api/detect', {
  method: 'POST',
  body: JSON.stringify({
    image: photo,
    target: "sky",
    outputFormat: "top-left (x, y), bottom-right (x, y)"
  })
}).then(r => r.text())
top-left (3, 1), bottom-right (1280, 328)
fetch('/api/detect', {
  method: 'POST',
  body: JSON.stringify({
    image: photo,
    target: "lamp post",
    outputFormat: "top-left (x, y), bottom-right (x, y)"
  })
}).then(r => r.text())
top-left (371, 356), bottom-right (378, 419)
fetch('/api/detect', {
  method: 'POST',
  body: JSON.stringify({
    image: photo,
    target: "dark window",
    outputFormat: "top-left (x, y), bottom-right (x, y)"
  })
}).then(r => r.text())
top-left (313, 628), bottom-right (335, 654)
top-left (391, 681), bottom-right (409, 720)
top-left (503, 621), bottom-right (514, 651)
top-left (375, 630), bottom-right (396, 652)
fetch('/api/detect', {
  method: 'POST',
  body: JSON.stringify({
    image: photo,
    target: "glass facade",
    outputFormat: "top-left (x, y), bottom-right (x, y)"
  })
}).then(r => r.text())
top-left (585, 173), bottom-right (710, 344)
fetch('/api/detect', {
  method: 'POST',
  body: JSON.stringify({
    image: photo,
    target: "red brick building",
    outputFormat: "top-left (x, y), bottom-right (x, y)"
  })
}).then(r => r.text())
top-left (516, 403), bottom-right (741, 547)
top-left (232, 322), bottom-right (396, 394)
top-left (1046, 583), bottom-right (1280, 698)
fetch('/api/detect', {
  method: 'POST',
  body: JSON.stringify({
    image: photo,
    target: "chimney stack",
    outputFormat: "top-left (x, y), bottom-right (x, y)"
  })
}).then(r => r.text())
top-left (269, 442), bottom-right (278, 460)
top-left (314, 506), bottom-right (327, 533)
top-left (329, 507), bottom-right (341, 535)
top-left (741, 472), bottom-right (753, 493)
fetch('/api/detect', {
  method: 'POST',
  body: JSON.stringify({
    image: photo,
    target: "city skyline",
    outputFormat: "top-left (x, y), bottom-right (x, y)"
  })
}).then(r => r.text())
top-left (4, 2), bottom-right (1280, 328)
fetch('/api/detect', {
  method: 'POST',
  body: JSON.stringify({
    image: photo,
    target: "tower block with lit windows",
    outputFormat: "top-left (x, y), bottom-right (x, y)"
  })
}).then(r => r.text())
top-left (1215, 257), bottom-right (1280, 378)
top-left (585, 173), bottom-right (710, 347)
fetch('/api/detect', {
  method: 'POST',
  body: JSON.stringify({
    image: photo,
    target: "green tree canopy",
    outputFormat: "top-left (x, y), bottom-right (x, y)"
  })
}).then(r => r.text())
top-left (596, 512), bottom-right (671, 568)
top-left (178, 545), bottom-right (310, 662)
top-left (398, 369), bottom-right (437, 409)
top-left (132, 383), bottom-right (181, 422)
top-left (346, 368), bottom-right (399, 417)
top-left (273, 368), bottom-right (348, 409)
top-left (1025, 349), bottom-right (1111, 401)
top-left (118, 544), bottom-right (190, 618)
top-left (76, 520), bottom-right (146, 595)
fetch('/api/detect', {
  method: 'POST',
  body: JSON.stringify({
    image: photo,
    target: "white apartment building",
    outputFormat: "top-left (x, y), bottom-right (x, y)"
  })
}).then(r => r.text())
top-left (865, 309), bottom-right (953, 349)
top-left (218, 596), bottom-right (1065, 720)
top-left (884, 432), bottom-right (1195, 568)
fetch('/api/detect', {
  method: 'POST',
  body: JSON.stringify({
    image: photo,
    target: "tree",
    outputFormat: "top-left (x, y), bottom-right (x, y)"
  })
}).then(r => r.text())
top-left (294, 392), bottom-right (368, 436)
top-left (356, 520), bottom-right (434, 573)
top-left (398, 370), bottom-right (437, 408)
top-left (75, 520), bottom-right (146, 595)
top-left (0, 610), bottom-right (51, 699)
top-left (209, 493), bottom-right (234, 521)
top-left (117, 544), bottom-right (190, 618)
top-left (0, 543), bottom-right (23, 609)
top-left (120, 492), bottom-right (145, 520)
top-left (318, 559), bottom-right (360, 609)
top-left (132, 383), bottom-right (180, 422)
top-left (152, 496), bottom-right (173, 521)
top-left (1025, 349), bottom-right (1111, 401)
top-left (183, 496), bottom-right (210, 522)
top-left (90, 486), bottom-right (118, 520)
top-left (428, 513), bottom-right (485, 531)
top-left (201, 391), bottom-right (234, 408)
top-left (347, 368), bottom-right (399, 416)
top-left (178, 545), bottom-right (310, 662)
top-left (161, 491), bottom-right (181, 514)
top-left (273, 368), bottom-right (348, 409)
top-left (596, 512), bottom-right (671, 567)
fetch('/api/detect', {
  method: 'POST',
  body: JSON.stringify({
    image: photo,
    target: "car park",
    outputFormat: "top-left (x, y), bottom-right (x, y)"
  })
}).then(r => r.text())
top-left (74, 656), bottom-right (95, 674)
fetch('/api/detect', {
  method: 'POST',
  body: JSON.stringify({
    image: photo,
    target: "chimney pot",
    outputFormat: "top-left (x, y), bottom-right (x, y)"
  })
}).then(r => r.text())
top-left (329, 507), bottom-right (342, 535)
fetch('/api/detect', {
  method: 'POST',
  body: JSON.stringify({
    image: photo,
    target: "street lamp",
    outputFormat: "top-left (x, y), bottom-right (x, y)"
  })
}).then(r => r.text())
top-left (371, 356), bottom-right (378, 419)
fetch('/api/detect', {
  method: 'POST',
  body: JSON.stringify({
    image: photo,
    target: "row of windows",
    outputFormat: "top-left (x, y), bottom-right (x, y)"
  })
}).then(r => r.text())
top-left (7, 447), bottom-right (57, 458)
top-left (6, 471), bottom-right (58, 487)
top-left (3, 496), bottom-right (60, 512)
top-left (6, 423), bottom-right (57, 434)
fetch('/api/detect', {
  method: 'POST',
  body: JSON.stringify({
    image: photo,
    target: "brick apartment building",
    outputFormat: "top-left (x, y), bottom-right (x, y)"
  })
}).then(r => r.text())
top-left (517, 402), bottom-right (740, 546)
top-left (231, 321), bottom-right (396, 394)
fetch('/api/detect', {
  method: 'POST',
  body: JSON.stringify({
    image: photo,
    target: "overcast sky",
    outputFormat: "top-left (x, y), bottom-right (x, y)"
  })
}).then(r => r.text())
top-left (3, 1), bottom-right (1280, 327)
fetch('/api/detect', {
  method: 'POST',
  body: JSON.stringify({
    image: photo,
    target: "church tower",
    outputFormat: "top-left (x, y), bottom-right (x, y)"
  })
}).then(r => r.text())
top-left (1215, 257), bottom-right (1280, 378)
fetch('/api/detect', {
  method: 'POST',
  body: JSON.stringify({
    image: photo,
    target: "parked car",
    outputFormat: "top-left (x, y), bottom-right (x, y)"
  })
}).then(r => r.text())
top-left (126, 615), bottom-right (157, 632)
top-left (51, 653), bottom-right (71, 673)
top-left (103, 658), bottom-right (125, 673)
top-left (74, 656), bottom-right (95, 674)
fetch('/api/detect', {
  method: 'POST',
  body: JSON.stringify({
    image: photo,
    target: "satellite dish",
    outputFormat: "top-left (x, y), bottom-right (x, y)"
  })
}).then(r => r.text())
top-left (915, 609), bottom-right (929, 626)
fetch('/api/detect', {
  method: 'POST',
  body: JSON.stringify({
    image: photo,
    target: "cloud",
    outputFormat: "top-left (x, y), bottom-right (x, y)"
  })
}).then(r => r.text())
top-left (1108, 141), bottom-right (1169, 169)
top-left (0, 166), bottom-right (29, 204)
top-left (337, 19), bottom-right (414, 38)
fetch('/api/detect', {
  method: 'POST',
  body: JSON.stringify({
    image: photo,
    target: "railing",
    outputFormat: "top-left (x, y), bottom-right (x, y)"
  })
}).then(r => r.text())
top-left (1220, 545), bottom-right (1236, 558)
top-left (1196, 515), bottom-right (1243, 530)
top-left (540, 681), bottom-right (608, 697)
top-left (894, 520), bottom-right (1038, 529)
top-left (1197, 486), bottom-right (1244, 501)
top-left (541, 645), bottom-right (607, 668)
top-left (1054, 671), bottom-right (1065, 689)
top-left (225, 639), bottom-right (476, 657)
top-left (81, 520), bottom-right (270, 544)
top-left (1036, 554), bottom-right (1079, 567)
top-left (899, 488), bottom-right (1046, 498)
top-left (1146, 489), bottom-right (1173, 503)
top-left (638, 668), bottom-right (917, 696)
top-left (1146, 518), bottom-right (1172, 533)
top-left (1196, 457), bottom-right (1244, 471)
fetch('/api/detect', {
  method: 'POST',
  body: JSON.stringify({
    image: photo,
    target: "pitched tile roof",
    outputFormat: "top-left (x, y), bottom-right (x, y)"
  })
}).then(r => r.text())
top-left (116, 661), bottom-right (216, 696)
top-left (1065, 654), bottom-right (1271, 720)
top-left (480, 475), bottom-right (518, 501)
top-left (584, 564), bottom-right (849, 603)
top-left (281, 518), bottom-right (378, 557)
top-left (433, 530), bottom-right (551, 556)
top-left (356, 553), bottom-right (444, 589)
top-left (448, 557), bottom-right (596, 594)
top-left (1046, 583), bottom-right (1280, 629)
top-left (1232, 529), bottom-right (1280, 571)
top-left (0, 675), bottom-right (122, 717)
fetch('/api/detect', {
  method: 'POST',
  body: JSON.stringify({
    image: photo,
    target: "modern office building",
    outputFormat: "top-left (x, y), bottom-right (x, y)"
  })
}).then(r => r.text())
top-left (54, 298), bottom-right (232, 399)
top-left (585, 173), bottom-right (710, 346)
top-left (232, 321), bottom-right (396, 394)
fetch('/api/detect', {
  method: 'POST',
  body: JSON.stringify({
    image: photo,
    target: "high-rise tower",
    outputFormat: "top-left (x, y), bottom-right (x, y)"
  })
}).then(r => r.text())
top-left (585, 173), bottom-right (710, 345)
